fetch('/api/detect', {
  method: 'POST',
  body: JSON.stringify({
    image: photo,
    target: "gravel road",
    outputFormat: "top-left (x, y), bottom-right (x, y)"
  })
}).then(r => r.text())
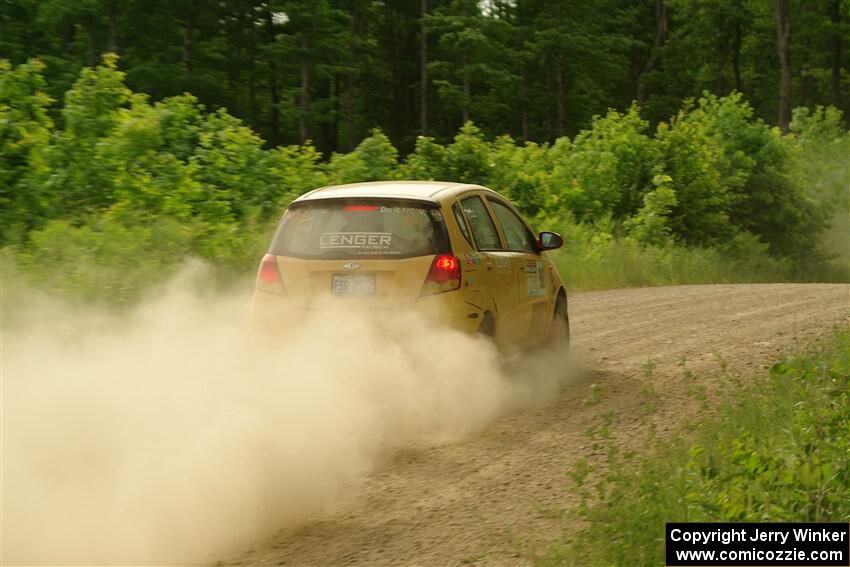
top-left (229, 284), bottom-right (850, 567)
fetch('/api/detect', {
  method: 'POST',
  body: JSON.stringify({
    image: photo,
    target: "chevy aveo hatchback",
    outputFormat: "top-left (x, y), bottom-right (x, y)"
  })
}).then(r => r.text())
top-left (251, 181), bottom-right (569, 352)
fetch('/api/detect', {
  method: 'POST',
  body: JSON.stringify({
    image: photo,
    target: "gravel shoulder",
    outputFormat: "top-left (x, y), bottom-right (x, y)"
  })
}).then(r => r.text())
top-left (229, 284), bottom-right (850, 567)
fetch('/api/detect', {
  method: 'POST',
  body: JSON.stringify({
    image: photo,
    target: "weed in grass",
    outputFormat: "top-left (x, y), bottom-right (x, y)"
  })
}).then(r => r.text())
top-left (687, 382), bottom-right (709, 408)
top-left (585, 410), bottom-right (616, 451)
top-left (597, 411), bottom-right (614, 441)
top-left (639, 358), bottom-right (658, 416)
top-left (567, 458), bottom-right (592, 490)
top-left (642, 357), bottom-right (657, 379)
top-left (582, 383), bottom-right (601, 406)
top-left (678, 355), bottom-right (697, 385)
top-left (643, 420), bottom-right (657, 444)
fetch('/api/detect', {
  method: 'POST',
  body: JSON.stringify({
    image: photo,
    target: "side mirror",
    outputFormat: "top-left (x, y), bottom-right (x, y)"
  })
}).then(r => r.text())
top-left (538, 231), bottom-right (563, 251)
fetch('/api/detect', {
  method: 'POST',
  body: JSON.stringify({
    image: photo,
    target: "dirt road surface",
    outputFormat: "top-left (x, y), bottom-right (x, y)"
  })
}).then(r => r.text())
top-left (228, 284), bottom-right (850, 567)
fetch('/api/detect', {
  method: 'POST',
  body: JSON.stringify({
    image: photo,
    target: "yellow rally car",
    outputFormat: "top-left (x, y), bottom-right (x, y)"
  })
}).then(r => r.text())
top-left (251, 181), bottom-right (569, 351)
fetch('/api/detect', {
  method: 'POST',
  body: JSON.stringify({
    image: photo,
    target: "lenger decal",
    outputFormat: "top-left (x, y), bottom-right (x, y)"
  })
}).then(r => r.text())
top-left (319, 232), bottom-right (393, 250)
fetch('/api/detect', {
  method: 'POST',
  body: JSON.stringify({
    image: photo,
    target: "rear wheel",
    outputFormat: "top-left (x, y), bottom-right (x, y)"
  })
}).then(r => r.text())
top-left (548, 294), bottom-right (570, 347)
top-left (476, 312), bottom-right (496, 340)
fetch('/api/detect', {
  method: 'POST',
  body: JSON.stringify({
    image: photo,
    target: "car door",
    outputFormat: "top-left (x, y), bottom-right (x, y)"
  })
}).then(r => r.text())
top-left (449, 200), bottom-right (484, 309)
top-left (486, 197), bottom-right (550, 344)
top-left (458, 194), bottom-right (519, 346)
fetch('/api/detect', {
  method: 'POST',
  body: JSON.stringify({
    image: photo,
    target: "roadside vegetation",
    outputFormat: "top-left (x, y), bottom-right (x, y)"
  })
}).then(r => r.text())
top-left (539, 329), bottom-right (850, 566)
top-left (2, 57), bottom-right (849, 306)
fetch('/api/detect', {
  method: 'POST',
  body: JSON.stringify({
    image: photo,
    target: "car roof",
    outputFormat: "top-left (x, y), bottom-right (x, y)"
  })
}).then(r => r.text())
top-left (293, 181), bottom-right (493, 204)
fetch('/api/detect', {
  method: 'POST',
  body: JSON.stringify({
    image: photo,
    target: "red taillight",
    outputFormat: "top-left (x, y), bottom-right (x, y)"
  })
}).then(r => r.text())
top-left (421, 254), bottom-right (461, 296)
top-left (343, 205), bottom-right (380, 212)
top-left (431, 255), bottom-right (459, 282)
top-left (258, 253), bottom-right (281, 284)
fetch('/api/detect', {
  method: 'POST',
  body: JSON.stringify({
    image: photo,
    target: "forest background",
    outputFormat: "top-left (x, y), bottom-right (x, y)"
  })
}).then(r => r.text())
top-left (1, 0), bottom-right (848, 305)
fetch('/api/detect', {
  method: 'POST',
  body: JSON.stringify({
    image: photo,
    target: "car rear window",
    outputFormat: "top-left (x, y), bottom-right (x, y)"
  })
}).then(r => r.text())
top-left (269, 199), bottom-right (450, 259)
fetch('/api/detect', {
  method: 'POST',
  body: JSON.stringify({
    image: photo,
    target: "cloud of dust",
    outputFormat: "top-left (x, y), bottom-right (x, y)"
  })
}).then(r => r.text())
top-left (1, 274), bottom-right (574, 565)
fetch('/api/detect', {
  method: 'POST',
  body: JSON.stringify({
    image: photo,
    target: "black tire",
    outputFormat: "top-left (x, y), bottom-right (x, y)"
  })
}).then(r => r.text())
top-left (476, 312), bottom-right (496, 339)
top-left (549, 293), bottom-right (570, 347)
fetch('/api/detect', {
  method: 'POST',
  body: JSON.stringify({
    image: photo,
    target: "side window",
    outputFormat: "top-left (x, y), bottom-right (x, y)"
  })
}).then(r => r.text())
top-left (461, 196), bottom-right (502, 250)
top-left (451, 201), bottom-right (474, 247)
top-left (489, 199), bottom-right (538, 253)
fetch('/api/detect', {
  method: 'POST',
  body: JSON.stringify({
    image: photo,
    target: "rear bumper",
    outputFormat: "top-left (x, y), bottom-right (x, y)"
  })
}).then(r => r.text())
top-left (250, 288), bottom-right (482, 335)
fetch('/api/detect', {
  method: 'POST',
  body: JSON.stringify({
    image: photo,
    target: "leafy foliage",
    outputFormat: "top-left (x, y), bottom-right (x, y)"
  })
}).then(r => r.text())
top-left (1, 57), bottom-right (847, 303)
top-left (541, 329), bottom-right (850, 566)
top-left (623, 175), bottom-right (677, 245)
top-left (0, 59), bottom-right (55, 242)
top-left (327, 128), bottom-right (398, 185)
top-left (553, 106), bottom-right (656, 220)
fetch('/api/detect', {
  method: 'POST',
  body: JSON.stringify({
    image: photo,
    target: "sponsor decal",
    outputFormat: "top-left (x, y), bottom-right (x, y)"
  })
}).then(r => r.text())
top-left (494, 256), bottom-right (511, 270)
top-left (343, 262), bottom-right (361, 270)
top-left (319, 232), bottom-right (392, 250)
top-left (463, 252), bottom-right (482, 265)
top-left (527, 260), bottom-right (546, 296)
top-left (346, 205), bottom-right (441, 221)
top-left (379, 206), bottom-right (428, 215)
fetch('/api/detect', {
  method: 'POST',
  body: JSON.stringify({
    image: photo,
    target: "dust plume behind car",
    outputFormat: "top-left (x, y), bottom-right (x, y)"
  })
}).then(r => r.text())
top-left (1, 267), bottom-right (574, 565)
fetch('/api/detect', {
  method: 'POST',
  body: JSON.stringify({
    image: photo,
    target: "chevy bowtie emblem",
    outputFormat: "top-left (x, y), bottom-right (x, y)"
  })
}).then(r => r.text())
top-left (343, 262), bottom-right (361, 270)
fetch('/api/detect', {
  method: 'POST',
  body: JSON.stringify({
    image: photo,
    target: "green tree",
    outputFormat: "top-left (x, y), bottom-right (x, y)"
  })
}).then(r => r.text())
top-left (0, 59), bottom-right (55, 242)
top-left (550, 106), bottom-right (656, 220)
top-left (531, 0), bottom-right (635, 137)
top-left (427, 0), bottom-right (518, 133)
top-left (623, 174), bottom-right (677, 245)
top-left (51, 53), bottom-right (131, 215)
top-left (326, 128), bottom-right (399, 184)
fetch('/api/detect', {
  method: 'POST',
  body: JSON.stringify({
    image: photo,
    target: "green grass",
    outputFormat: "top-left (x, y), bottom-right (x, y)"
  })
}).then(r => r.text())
top-left (538, 329), bottom-right (850, 567)
top-left (3, 207), bottom-right (847, 310)
top-left (0, 215), bottom-right (275, 311)
top-left (552, 240), bottom-right (786, 291)
top-left (547, 220), bottom-right (850, 291)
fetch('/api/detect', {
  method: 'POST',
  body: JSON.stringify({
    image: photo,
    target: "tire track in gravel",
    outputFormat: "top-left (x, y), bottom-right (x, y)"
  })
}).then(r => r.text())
top-left (228, 284), bottom-right (850, 567)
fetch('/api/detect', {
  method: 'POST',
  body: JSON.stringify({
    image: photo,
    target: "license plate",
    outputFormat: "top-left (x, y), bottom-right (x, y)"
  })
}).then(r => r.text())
top-left (331, 274), bottom-right (376, 296)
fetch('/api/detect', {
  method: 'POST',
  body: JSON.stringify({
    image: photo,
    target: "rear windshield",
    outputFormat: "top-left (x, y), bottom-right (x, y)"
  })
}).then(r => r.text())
top-left (269, 199), bottom-right (450, 259)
